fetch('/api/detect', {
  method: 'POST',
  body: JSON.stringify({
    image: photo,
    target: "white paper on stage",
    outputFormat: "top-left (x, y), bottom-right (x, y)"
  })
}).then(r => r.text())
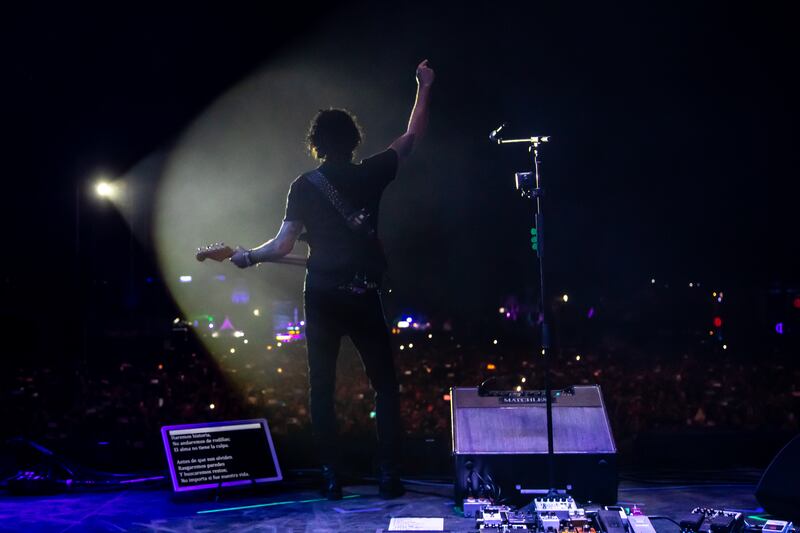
top-left (388, 517), bottom-right (444, 531)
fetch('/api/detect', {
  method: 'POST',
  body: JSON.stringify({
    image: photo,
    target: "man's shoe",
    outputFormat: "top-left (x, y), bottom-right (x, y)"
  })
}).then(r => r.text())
top-left (321, 465), bottom-right (343, 500)
top-left (378, 466), bottom-right (405, 499)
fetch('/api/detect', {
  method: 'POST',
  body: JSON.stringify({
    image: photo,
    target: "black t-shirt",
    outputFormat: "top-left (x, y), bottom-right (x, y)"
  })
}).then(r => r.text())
top-left (283, 148), bottom-right (399, 290)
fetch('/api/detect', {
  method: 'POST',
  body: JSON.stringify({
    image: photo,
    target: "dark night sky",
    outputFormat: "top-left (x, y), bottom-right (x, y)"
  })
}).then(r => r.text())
top-left (3, 1), bottom-right (799, 337)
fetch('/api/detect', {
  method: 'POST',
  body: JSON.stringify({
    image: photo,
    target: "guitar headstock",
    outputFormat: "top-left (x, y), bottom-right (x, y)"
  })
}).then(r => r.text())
top-left (196, 242), bottom-right (235, 262)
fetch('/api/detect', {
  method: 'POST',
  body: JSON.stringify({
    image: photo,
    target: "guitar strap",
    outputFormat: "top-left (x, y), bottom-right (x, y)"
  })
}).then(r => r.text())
top-left (303, 169), bottom-right (390, 293)
top-left (304, 169), bottom-right (377, 239)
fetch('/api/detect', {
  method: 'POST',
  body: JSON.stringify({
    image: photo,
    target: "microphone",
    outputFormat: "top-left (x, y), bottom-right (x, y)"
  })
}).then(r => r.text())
top-left (489, 123), bottom-right (506, 143)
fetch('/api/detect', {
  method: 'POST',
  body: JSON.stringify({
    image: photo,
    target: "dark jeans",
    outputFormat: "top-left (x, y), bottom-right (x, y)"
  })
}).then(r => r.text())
top-left (303, 288), bottom-right (401, 469)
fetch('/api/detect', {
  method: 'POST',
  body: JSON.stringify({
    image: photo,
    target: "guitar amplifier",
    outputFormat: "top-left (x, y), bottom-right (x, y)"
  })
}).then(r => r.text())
top-left (450, 385), bottom-right (617, 504)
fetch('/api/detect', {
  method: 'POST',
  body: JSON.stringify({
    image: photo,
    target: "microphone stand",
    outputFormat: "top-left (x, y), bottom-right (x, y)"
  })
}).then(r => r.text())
top-left (495, 134), bottom-right (559, 497)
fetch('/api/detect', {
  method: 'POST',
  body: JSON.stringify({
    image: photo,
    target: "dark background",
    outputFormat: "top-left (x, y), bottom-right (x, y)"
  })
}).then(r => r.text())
top-left (2, 0), bottom-right (798, 472)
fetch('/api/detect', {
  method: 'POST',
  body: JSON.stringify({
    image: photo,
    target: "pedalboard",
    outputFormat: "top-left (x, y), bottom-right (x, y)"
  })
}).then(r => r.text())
top-left (477, 497), bottom-right (591, 533)
top-left (472, 498), bottom-right (795, 533)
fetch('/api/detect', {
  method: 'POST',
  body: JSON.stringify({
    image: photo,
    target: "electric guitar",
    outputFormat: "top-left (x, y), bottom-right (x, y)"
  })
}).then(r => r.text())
top-left (196, 243), bottom-right (307, 267)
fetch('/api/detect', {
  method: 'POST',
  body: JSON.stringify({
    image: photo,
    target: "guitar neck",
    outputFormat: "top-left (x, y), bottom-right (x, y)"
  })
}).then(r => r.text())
top-left (273, 254), bottom-right (307, 267)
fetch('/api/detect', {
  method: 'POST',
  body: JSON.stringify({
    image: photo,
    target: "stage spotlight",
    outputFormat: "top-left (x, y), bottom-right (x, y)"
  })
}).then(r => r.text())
top-left (562, 294), bottom-right (569, 302)
top-left (95, 180), bottom-right (116, 198)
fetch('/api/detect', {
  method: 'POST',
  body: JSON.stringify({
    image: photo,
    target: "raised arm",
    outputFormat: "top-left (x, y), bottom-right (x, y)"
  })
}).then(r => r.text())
top-left (230, 220), bottom-right (304, 268)
top-left (389, 59), bottom-right (435, 159)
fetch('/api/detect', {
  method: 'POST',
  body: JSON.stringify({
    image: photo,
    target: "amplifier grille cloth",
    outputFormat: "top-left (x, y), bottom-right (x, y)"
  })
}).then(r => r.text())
top-left (454, 406), bottom-right (614, 453)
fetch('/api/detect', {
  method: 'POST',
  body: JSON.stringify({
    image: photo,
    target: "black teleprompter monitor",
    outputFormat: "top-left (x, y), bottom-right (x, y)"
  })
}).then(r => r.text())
top-left (161, 419), bottom-right (282, 492)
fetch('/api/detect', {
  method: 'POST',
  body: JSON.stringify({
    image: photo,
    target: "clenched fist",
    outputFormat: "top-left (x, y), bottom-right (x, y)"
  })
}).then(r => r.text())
top-left (416, 59), bottom-right (435, 88)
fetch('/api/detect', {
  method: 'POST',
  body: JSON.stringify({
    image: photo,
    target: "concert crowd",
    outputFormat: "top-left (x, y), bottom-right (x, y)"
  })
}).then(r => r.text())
top-left (4, 302), bottom-right (798, 471)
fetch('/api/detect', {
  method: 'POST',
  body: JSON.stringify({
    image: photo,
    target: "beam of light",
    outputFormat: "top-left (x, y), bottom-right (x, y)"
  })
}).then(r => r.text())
top-left (150, 49), bottom-right (412, 398)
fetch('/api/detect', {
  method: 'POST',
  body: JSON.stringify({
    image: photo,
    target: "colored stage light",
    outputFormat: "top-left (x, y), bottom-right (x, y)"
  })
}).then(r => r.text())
top-left (794, 297), bottom-right (800, 309)
top-left (486, 363), bottom-right (496, 370)
top-left (713, 317), bottom-right (723, 328)
top-left (197, 495), bottom-right (360, 514)
top-left (775, 322), bottom-right (784, 334)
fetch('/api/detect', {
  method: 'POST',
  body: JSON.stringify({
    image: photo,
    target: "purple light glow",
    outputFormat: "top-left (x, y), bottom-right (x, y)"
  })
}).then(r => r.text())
top-left (775, 322), bottom-right (784, 334)
top-left (587, 307), bottom-right (595, 319)
top-left (231, 290), bottom-right (250, 304)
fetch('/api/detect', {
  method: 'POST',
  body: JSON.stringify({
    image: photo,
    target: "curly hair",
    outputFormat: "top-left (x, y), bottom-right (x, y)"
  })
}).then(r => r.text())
top-left (306, 108), bottom-right (363, 161)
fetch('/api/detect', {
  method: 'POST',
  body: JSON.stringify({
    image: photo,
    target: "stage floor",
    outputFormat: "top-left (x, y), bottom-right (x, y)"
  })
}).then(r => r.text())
top-left (0, 480), bottom-right (761, 532)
